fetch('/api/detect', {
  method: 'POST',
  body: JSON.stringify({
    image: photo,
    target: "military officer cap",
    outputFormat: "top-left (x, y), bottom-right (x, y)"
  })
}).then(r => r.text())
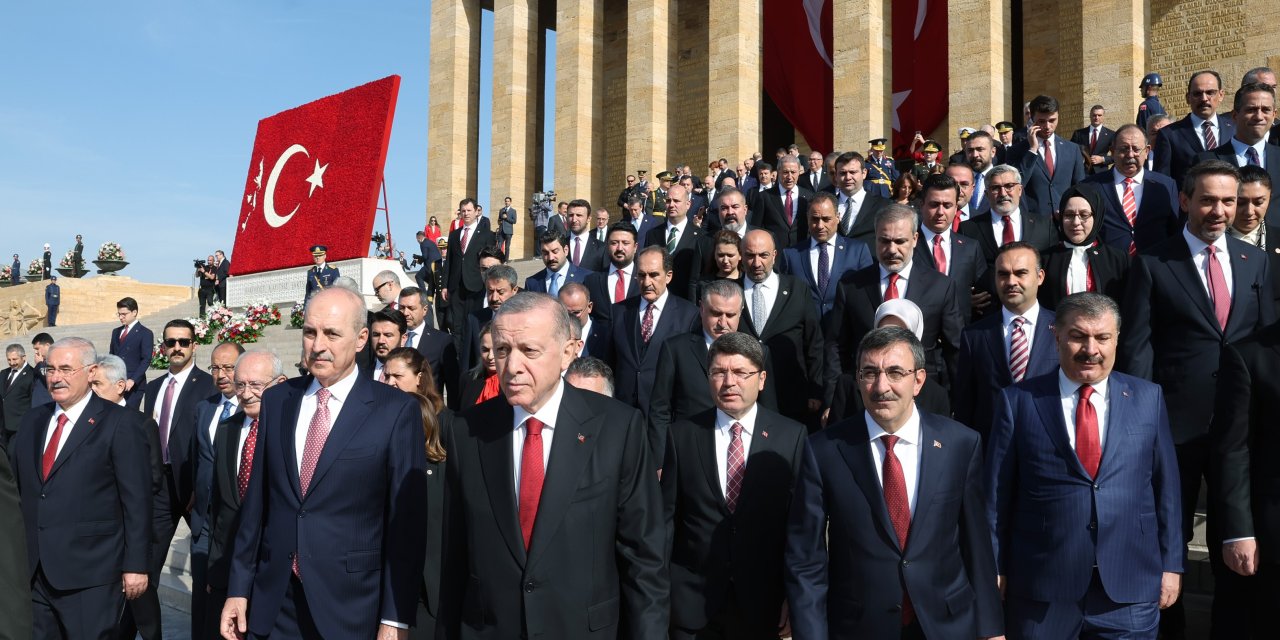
top-left (656, 171), bottom-right (674, 182)
top-left (49, 274), bottom-right (57, 281)
top-left (996, 121), bottom-right (1015, 134)
top-left (922, 140), bottom-right (941, 153)
top-left (636, 169), bottom-right (647, 176)
top-left (869, 138), bottom-right (888, 151)
top-left (310, 245), bottom-right (328, 256)
top-left (958, 127), bottom-right (976, 140)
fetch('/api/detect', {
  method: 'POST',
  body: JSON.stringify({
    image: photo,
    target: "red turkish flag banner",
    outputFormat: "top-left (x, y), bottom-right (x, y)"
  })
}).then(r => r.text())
top-left (229, 76), bottom-right (400, 276)
top-left (890, 1), bottom-right (948, 154)
top-left (763, 0), bottom-right (834, 153)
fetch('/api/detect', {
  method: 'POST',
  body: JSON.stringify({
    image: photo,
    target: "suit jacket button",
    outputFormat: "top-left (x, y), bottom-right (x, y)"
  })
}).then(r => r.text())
top-left (1088, 522), bottom-right (1097, 530)
top-left (1093, 484), bottom-right (1100, 491)
top-left (901, 560), bottom-right (909, 567)
top-left (288, 552), bottom-right (296, 559)
top-left (524, 581), bottom-right (535, 593)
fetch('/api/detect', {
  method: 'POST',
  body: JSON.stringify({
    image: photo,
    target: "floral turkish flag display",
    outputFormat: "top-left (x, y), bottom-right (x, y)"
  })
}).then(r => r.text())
top-left (890, 1), bottom-right (948, 154)
top-left (229, 76), bottom-right (400, 276)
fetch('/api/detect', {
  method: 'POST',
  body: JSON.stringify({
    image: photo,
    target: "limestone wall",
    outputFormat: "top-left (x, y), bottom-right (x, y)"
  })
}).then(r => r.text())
top-left (0, 276), bottom-right (192, 338)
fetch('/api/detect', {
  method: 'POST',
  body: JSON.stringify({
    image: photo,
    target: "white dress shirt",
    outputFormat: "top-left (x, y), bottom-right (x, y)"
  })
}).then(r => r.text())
top-left (43, 392), bottom-right (94, 459)
top-left (577, 318), bottom-right (594, 358)
top-left (1112, 167), bottom-right (1146, 210)
top-left (865, 405), bottom-right (923, 516)
top-left (992, 208), bottom-right (1023, 245)
top-left (1182, 226), bottom-right (1235, 298)
top-left (1057, 370), bottom-right (1110, 451)
top-left (1002, 303), bottom-right (1043, 363)
top-left (744, 272), bottom-right (780, 327)
top-left (1191, 113), bottom-right (1221, 150)
top-left (878, 261), bottom-right (914, 299)
top-left (919, 227), bottom-right (952, 275)
top-left (808, 237), bottom-right (839, 280)
top-left (639, 290), bottom-right (670, 338)
top-left (608, 264), bottom-right (632, 300)
top-left (236, 413), bottom-right (255, 456)
top-left (1230, 137), bottom-right (1268, 168)
top-left (545, 260), bottom-right (572, 292)
top-left (838, 189), bottom-right (866, 231)
top-left (294, 367), bottom-right (360, 472)
top-left (512, 380), bottom-right (565, 498)
top-left (1064, 241), bottom-right (1092, 294)
top-left (713, 404), bottom-right (758, 496)
top-left (206, 395), bottom-right (240, 446)
top-left (780, 185), bottom-right (801, 222)
top-left (664, 218), bottom-right (689, 248)
top-left (1040, 134), bottom-right (1060, 164)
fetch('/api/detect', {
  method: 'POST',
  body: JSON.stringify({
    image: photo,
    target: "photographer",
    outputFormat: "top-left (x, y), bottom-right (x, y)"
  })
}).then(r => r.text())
top-left (531, 190), bottom-right (555, 237)
top-left (195, 254), bottom-right (217, 316)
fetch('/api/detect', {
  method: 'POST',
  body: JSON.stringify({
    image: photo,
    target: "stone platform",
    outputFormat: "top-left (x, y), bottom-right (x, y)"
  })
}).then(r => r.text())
top-left (0, 276), bottom-right (191, 339)
top-left (226, 258), bottom-right (415, 308)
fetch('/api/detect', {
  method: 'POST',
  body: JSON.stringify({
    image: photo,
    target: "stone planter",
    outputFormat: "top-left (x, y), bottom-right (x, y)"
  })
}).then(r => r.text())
top-left (56, 267), bottom-right (87, 278)
top-left (25, 272), bottom-right (44, 282)
top-left (94, 259), bottom-right (129, 276)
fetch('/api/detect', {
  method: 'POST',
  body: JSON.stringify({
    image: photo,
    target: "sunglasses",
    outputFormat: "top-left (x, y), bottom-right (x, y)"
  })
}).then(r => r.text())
top-left (163, 338), bottom-right (193, 348)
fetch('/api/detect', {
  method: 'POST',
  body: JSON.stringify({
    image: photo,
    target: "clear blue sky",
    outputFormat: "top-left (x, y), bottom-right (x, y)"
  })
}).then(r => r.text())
top-left (1, 1), bottom-right (554, 286)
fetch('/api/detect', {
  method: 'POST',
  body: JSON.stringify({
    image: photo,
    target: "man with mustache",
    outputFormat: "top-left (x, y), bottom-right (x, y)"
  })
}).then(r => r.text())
top-left (714, 188), bottom-right (753, 237)
top-left (781, 191), bottom-right (873, 323)
top-left (1082, 124), bottom-right (1181, 256)
top-left (960, 165), bottom-right (1056, 271)
top-left (788, 327), bottom-right (1003, 640)
top-left (585, 222), bottom-right (641, 324)
top-left (989, 292), bottom-right (1182, 638)
top-left (369, 309), bottom-right (408, 382)
top-left (1154, 70), bottom-right (1235, 188)
top-left (1120, 160), bottom-right (1275, 635)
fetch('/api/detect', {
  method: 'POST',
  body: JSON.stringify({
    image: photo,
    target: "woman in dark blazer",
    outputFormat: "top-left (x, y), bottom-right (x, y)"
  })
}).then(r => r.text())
top-left (458, 323), bottom-right (502, 407)
top-left (689, 229), bottom-right (744, 300)
top-left (1039, 183), bottom-right (1130, 311)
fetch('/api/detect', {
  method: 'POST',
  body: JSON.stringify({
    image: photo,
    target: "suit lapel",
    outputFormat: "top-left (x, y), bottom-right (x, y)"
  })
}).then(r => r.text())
top-left (476, 402), bottom-right (525, 565)
top-left (1099, 172), bottom-right (1126, 226)
top-left (1098, 377), bottom-right (1131, 474)
top-left (48, 396), bottom-right (107, 481)
top-left (220, 413), bottom-right (245, 506)
top-left (837, 419), bottom-right (899, 549)
top-left (1166, 244), bottom-right (1222, 333)
top-left (625, 302), bottom-right (644, 363)
top-left (694, 419), bottom-right (728, 513)
top-left (28, 404), bottom-right (55, 478)
top-left (280, 383), bottom-right (305, 499)
top-left (1224, 241), bottom-right (1254, 335)
top-left (528, 389), bottom-right (605, 566)
top-left (983, 321), bottom-right (1012, 386)
top-left (1031, 377), bottom-right (1091, 480)
top-left (907, 415), bottom-right (945, 553)
top-left (303, 375), bottom-right (373, 497)
top-left (798, 243), bottom-right (818, 296)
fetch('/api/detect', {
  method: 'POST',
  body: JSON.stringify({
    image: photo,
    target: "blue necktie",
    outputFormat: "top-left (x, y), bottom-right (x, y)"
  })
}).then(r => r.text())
top-left (219, 399), bottom-right (233, 422)
top-left (549, 272), bottom-right (560, 296)
top-left (1247, 147), bottom-right (1261, 167)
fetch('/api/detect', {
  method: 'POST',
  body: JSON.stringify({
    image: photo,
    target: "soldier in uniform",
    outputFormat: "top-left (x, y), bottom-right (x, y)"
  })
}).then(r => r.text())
top-left (1136, 72), bottom-right (1166, 130)
top-left (994, 121), bottom-right (1015, 164)
top-left (910, 138), bottom-right (944, 183)
top-left (304, 244), bottom-right (340, 299)
top-left (651, 170), bottom-right (674, 215)
top-left (44, 275), bottom-right (60, 326)
top-left (864, 138), bottom-right (898, 198)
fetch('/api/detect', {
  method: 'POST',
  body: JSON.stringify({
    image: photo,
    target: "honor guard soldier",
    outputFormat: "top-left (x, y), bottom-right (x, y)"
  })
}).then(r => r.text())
top-left (865, 138), bottom-right (898, 198)
top-left (304, 244), bottom-right (339, 299)
top-left (1136, 72), bottom-right (1167, 130)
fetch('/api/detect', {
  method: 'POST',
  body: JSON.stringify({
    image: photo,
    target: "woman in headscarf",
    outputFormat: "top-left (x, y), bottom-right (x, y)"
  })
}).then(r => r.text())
top-left (826, 298), bottom-right (951, 424)
top-left (1038, 183), bottom-right (1129, 310)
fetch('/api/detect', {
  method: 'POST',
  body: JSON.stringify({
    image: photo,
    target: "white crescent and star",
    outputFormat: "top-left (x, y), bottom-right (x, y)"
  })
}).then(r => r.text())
top-left (262, 144), bottom-right (329, 229)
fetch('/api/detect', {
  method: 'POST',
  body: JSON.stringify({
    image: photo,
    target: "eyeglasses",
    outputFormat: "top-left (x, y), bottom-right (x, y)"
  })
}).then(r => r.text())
top-left (234, 381), bottom-right (270, 393)
top-left (988, 183), bottom-right (1020, 193)
top-left (373, 280), bottom-right (394, 293)
top-left (709, 369), bottom-right (761, 383)
top-left (1061, 213), bottom-right (1093, 222)
top-left (116, 310), bottom-right (135, 318)
top-left (163, 338), bottom-right (193, 348)
top-left (209, 364), bottom-right (237, 373)
top-left (856, 367), bottom-right (918, 383)
top-left (48, 365), bottom-right (88, 377)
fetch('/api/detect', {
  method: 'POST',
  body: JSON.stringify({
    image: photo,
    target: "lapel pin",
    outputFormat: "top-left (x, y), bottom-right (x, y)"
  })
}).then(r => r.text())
top-left (933, 440), bottom-right (942, 448)
top-left (577, 433), bottom-right (585, 443)
top-left (426, 469), bottom-right (434, 475)
top-left (782, 290), bottom-right (789, 296)
top-left (1241, 254), bottom-right (1248, 260)
top-left (761, 430), bottom-right (769, 438)
top-left (88, 418), bottom-right (95, 425)
top-left (1122, 390), bottom-right (1130, 397)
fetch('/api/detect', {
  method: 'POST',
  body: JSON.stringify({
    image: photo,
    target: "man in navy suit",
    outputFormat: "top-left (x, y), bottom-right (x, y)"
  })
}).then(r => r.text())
top-left (606, 246), bottom-right (698, 421)
top-left (1083, 124), bottom-right (1181, 255)
top-left (644, 184), bottom-right (709, 301)
top-left (584, 222), bottom-right (641, 323)
top-left (563, 198), bottom-right (608, 271)
top-left (1120, 160), bottom-right (1275, 634)
top-left (9, 337), bottom-right (152, 638)
top-left (524, 230), bottom-right (594, 295)
top-left (913, 173), bottom-right (987, 321)
top-left (960, 164), bottom-right (1057, 271)
top-left (109, 296), bottom-right (154, 409)
top-left (221, 287), bottom-right (428, 639)
top-left (954, 242), bottom-right (1057, 438)
top-left (626, 195), bottom-right (663, 241)
top-left (1007, 95), bottom-right (1087, 215)
top-left (558, 283), bottom-right (610, 360)
top-left (828, 151), bottom-right (891, 247)
top-left (989, 293), bottom-right (1182, 637)
top-left (963, 132), bottom-right (1000, 220)
top-left (1070, 105), bottom-right (1116, 175)
top-left (1197, 81), bottom-right (1280, 221)
top-left (786, 327), bottom-right (1003, 639)
top-left (1154, 70), bottom-right (1235, 188)
top-left (781, 192), bottom-right (873, 323)
top-left (750, 156), bottom-right (814, 249)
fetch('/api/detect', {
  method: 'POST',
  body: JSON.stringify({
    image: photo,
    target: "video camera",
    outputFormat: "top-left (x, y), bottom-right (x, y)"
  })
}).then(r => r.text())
top-left (194, 258), bottom-right (207, 269)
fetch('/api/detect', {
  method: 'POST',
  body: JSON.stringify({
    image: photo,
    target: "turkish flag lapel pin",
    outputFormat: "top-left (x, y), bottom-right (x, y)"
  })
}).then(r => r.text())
top-left (761, 430), bottom-right (769, 439)
top-left (933, 440), bottom-right (942, 448)
top-left (577, 433), bottom-right (585, 443)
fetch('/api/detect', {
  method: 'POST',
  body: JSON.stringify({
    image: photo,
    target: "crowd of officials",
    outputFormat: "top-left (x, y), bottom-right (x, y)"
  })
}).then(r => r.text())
top-left (2, 66), bottom-right (1280, 640)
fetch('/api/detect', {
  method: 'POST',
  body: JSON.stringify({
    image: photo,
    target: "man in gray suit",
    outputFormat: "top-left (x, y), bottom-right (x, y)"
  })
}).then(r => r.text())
top-left (497, 196), bottom-right (517, 254)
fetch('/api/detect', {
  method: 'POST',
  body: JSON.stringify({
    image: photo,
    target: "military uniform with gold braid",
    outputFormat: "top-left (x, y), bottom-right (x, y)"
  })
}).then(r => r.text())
top-left (865, 138), bottom-right (898, 199)
top-left (911, 139), bottom-right (943, 183)
top-left (304, 244), bottom-right (340, 299)
top-left (650, 170), bottom-right (674, 215)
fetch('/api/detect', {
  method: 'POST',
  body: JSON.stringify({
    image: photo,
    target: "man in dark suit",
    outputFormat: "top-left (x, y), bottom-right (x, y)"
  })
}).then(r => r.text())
top-left (28, 333), bottom-right (53, 410)
top-left (413, 231), bottom-right (443, 295)
top-left (663, 332), bottom-right (805, 639)
top-left (458, 266), bottom-right (520, 375)
top-left (713, 158), bottom-right (737, 191)
top-left (913, 174), bottom-right (987, 321)
top-left (964, 132), bottom-right (1000, 220)
top-left (497, 196), bottom-right (517, 254)
top-left (825, 204), bottom-right (965, 407)
top-left (1210, 322), bottom-right (1280, 638)
top-left (221, 287), bottom-right (428, 638)
top-left (563, 198), bottom-right (608, 271)
top-left (443, 198), bottom-right (496, 337)
top-left (1154, 70), bottom-right (1235, 188)
top-left (803, 149), bottom-right (832, 193)
top-left (1083, 124), bottom-right (1181, 255)
top-left (206, 350), bottom-right (286, 640)
top-left (786, 326), bottom-right (1003, 639)
top-left (827, 151), bottom-right (890, 247)
top-left (303, 245), bottom-right (340, 300)
top-left (750, 155), bottom-right (814, 249)
top-left (585, 222), bottom-right (641, 323)
top-left (953, 242), bottom-right (1057, 438)
top-left (1120, 160), bottom-right (1275, 634)
top-left (960, 164), bottom-right (1056, 269)
top-left (626, 195), bottom-right (663, 241)
top-left (9, 337), bottom-right (152, 638)
top-left (524, 230), bottom-right (595, 295)
top-left (644, 185), bottom-right (709, 301)
top-left (1197, 81), bottom-right (1280, 221)
top-left (781, 191), bottom-right (874, 323)
top-left (0, 440), bottom-right (31, 639)
top-left (1007, 95), bottom-right (1087, 215)
top-left (989, 293), bottom-right (1183, 637)
top-left (128, 319), bottom-right (215, 639)
top-left (214, 250), bottom-right (230, 304)
top-left (2, 344), bottom-right (35, 448)
top-left (741, 230), bottom-right (824, 429)
top-left (1070, 104), bottom-right (1116, 175)
top-left (109, 296), bottom-right (154, 409)
top-left (399, 286), bottom-right (460, 408)
top-left (607, 246), bottom-right (699, 418)
top-left (546, 201), bottom-right (569, 236)
top-left (440, 292), bottom-right (668, 639)
top-left (558, 283), bottom-right (610, 360)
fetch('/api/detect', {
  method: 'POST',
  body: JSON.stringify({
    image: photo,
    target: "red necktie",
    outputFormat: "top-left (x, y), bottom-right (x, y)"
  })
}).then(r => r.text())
top-left (881, 435), bottom-right (915, 625)
top-left (1089, 127), bottom-right (1098, 151)
top-left (1202, 121), bottom-right (1217, 150)
top-left (518, 418), bottom-right (546, 550)
top-left (614, 270), bottom-right (626, 303)
top-left (42, 413), bottom-right (69, 481)
top-left (460, 226), bottom-right (470, 254)
top-left (932, 235), bottom-right (947, 275)
top-left (784, 189), bottom-right (794, 226)
top-left (724, 422), bottom-right (745, 511)
top-left (1122, 178), bottom-right (1139, 256)
top-left (952, 212), bottom-right (962, 233)
top-left (1205, 246), bottom-right (1231, 330)
top-left (884, 273), bottom-right (900, 301)
top-left (1009, 317), bottom-right (1029, 382)
top-left (1044, 142), bottom-right (1056, 178)
top-left (237, 419), bottom-right (258, 500)
top-left (1075, 385), bottom-right (1101, 477)
top-left (1001, 215), bottom-right (1015, 246)
top-left (295, 388), bottom-right (332, 578)
top-left (119, 327), bottom-right (129, 343)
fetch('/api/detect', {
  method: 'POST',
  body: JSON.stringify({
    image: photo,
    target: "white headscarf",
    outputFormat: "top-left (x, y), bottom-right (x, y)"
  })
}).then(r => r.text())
top-left (874, 299), bottom-right (925, 341)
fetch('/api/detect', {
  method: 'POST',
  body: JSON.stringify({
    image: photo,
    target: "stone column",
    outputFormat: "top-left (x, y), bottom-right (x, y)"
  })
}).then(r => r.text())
top-left (427, 0), bottom-right (481, 228)
top-left (555, 0), bottom-right (605, 214)
top-left (625, 0), bottom-right (672, 179)
top-left (708, 0), bottom-right (761, 166)
top-left (491, 0), bottom-right (541, 260)
top-left (947, 0), bottom-right (1012, 150)
top-left (1081, 0), bottom-right (1144, 130)
top-left (832, 0), bottom-right (892, 152)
